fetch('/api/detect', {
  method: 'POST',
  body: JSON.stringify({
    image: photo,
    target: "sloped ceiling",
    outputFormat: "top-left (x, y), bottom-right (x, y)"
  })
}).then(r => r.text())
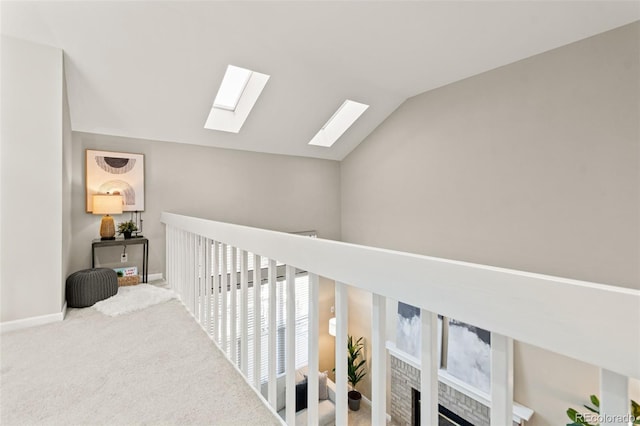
top-left (2, 1), bottom-right (638, 160)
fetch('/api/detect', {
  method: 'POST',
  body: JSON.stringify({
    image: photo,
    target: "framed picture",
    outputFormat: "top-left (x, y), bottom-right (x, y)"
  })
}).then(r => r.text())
top-left (86, 149), bottom-right (145, 212)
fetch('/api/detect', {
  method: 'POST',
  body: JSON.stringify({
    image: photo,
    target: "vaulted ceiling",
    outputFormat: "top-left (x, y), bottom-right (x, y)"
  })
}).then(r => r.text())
top-left (2, 1), bottom-right (638, 160)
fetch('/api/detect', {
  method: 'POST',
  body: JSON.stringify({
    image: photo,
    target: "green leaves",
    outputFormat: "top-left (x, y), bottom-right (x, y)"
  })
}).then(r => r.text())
top-left (346, 335), bottom-right (366, 390)
top-left (566, 394), bottom-right (638, 426)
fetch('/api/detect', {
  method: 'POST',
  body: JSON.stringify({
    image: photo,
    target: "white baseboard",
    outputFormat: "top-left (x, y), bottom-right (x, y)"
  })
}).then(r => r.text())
top-left (1, 302), bottom-right (67, 334)
top-left (147, 273), bottom-right (164, 282)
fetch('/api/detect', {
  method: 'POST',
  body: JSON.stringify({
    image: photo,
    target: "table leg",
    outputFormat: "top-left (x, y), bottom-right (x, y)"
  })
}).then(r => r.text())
top-left (144, 241), bottom-right (148, 283)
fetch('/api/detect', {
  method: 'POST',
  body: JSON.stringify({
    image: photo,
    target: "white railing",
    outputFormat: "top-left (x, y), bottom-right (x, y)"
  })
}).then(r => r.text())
top-left (162, 212), bottom-right (639, 426)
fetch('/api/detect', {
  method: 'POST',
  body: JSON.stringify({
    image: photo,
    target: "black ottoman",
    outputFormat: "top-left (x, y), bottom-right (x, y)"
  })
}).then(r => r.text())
top-left (66, 268), bottom-right (118, 308)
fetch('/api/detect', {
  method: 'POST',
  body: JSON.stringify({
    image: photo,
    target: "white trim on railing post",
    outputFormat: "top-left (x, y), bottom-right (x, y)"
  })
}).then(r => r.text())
top-left (240, 249), bottom-right (249, 375)
top-left (307, 272), bottom-right (319, 425)
top-left (600, 369), bottom-right (629, 426)
top-left (267, 258), bottom-right (277, 409)
top-left (253, 254), bottom-right (262, 389)
top-left (420, 309), bottom-right (438, 426)
top-left (372, 293), bottom-right (387, 426)
top-left (335, 281), bottom-right (348, 426)
top-left (491, 332), bottom-right (514, 426)
top-left (230, 246), bottom-right (238, 365)
top-left (213, 241), bottom-right (220, 344)
top-left (285, 265), bottom-right (297, 426)
top-left (221, 243), bottom-right (228, 356)
top-left (204, 238), bottom-right (212, 335)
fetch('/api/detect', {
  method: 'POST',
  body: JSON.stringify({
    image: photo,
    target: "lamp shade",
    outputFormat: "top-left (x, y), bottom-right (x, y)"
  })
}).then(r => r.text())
top-left (329, 317), bottom-right (336, 337)
top-left (92, 194), bottom-right (123, 215)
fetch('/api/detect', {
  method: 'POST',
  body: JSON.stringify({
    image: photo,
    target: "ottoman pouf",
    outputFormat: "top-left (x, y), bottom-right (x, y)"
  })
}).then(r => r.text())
top-left (66, 268), bottom-right (118, 308)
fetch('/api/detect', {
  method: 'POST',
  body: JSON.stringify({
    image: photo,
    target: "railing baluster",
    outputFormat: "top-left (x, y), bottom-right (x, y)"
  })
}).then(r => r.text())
top-left (490, 332), bottom-right (514, 426)
top-left (372, 293), bottom-right (387, 425)
top-left (195, 234), bottom-right (200, 321)
top-left (165, 226), bottom-right (170, 287)
top-left (197, 236), bottom-right (203, 324)
top-left (420, 309), bottom-right (438, 426)
top-left (307, 272), bottom-right (319, 425)
top-left (285, 265), bottom-right (296, 426)
top-left (230, 246), bottom-right (238, 365)
top-left (204, 238), bottom-right (211, 335)
top-left (253, 254), bottom-right (262, 389)
top-left (267, 258), bottom-right (277, 409)
top-left (221, 243), bottom-right (228, 356)
top-left (182, 232), bottom-right (186, 305)
top-left (600, 369), bottom-right (629, 426)
top-left (191, 233), bottom-right (196, 315)
top-left (240, 250), bottom-right (249, 375)
top-left (334, 281), bottom-right (348, 426)
top-left (213, 241), bottom-right (220, 344)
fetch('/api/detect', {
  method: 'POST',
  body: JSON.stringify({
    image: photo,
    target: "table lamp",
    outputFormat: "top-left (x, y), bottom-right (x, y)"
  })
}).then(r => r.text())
top-left (92, 194), bottom-right (123, 240)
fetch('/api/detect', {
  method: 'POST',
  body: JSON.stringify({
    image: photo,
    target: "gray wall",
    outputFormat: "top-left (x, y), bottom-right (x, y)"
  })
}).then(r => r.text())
top-left (1, 36), bottom-right (66, 322)
top-left (70, 132), bottom-right (341, 277)
top-left (340, 22), bottom-right (639, 425)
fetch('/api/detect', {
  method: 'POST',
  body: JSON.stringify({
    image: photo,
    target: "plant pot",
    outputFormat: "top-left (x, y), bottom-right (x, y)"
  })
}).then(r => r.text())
top-left (123, 231), bottom-right (132, 239)
top-left (348, 390), bottom-right (362, 411)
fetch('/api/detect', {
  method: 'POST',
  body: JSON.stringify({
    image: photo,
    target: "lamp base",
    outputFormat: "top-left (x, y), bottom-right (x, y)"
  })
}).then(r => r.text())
top-left (99, 215), bottom-right (116, 240)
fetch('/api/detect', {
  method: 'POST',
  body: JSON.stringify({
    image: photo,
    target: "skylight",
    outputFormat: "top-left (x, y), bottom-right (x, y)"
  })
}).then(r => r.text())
top-left (205, 65), bottom-right (269, 133)
top-left (213, 65), bottom-right (252, 111)
top-left (308, 100), bottom-right (369, 147)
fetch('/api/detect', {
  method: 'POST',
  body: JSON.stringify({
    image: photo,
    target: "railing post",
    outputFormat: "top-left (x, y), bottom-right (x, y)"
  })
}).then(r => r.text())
top-left (420, 309), bottom-right (438, 426)
top-left (230, 246), bottom-right (238, 365)
top-left (267, 258), bottom-right (277, 408)
top-left (253, 254), bottom-right (262, 389)
top-left (372, 293), bottom-right (387, 425)
top-left (334, 281), bottom-right (348, 426)
top-left (240, 249), bottom-right (249, 375)
top-left (221, 243), bottom-right (228, 355)
top-left (285, 265), bottom-right (297, 426)
top-left (600, 369), bottom-right (629, 426)
top-left (307, 273), bottom-right (319, 425)
top-left (491, 332), bottom-right (513, 426)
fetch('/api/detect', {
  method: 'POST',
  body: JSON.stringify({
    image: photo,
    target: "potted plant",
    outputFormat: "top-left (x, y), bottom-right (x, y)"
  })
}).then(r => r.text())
top-left (117, 220), bottom-right (138, 239)
top-left (566, 394), bottom-right (639, 425)
top-left (347, 335), bottom-right (367, 411)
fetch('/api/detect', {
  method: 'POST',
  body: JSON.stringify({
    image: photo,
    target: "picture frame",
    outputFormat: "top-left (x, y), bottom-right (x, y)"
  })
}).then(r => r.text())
top-left (86, 149), bottom-right (145, 212)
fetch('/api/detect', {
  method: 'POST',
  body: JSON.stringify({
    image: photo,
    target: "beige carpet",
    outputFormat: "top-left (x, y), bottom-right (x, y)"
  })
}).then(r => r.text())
top-left (1, 293), bottom-right (281, 426)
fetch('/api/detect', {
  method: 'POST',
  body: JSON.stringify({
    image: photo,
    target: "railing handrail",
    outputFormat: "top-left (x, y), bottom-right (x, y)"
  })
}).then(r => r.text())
top-left (161, 212), bottom-right (640, 379)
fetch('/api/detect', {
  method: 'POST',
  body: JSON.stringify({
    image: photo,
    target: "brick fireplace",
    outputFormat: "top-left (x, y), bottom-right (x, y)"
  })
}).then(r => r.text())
top-left (387, 342), bottom-right (532, 426)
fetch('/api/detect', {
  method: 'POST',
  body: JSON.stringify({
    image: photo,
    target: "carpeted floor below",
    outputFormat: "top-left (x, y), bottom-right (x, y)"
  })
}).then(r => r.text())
top-left (0, 293), bottom-right (281, 426)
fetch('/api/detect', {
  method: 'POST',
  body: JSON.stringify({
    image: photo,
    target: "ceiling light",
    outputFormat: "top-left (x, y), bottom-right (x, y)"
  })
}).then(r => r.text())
top-left (205, 65), bottom-right (270, 133)
top-left (308, 100), bottom-right (369, 147)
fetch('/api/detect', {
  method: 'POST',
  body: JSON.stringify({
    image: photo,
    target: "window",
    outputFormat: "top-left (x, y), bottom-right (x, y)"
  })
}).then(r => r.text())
top-left (396, 302), bottom-right (491, 393)
top-left (216, 234), bottom-right (315, 383)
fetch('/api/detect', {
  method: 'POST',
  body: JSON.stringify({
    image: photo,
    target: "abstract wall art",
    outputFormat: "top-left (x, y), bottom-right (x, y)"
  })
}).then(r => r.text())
top-left (86, 150), bottom-right (145, 212)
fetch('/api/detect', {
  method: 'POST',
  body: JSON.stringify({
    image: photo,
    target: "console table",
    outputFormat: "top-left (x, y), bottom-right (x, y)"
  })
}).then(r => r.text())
top-left (91, 237), bottom-right (149, 283)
